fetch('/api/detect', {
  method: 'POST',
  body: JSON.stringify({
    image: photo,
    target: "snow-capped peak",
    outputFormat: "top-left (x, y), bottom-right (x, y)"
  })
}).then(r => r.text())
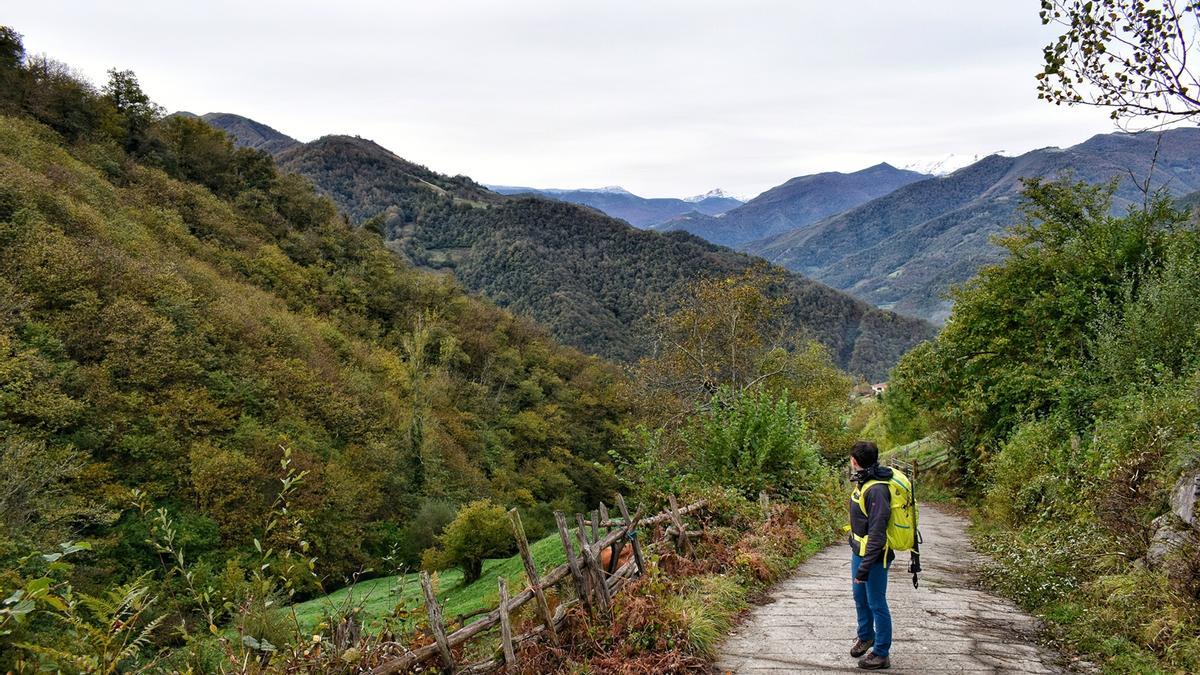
top-left (576, 185), bottom-right (633, 195)
top-left (684, 188), bottom-right (741, 203)
top-left (903, 152), bottom-right (1007, 176)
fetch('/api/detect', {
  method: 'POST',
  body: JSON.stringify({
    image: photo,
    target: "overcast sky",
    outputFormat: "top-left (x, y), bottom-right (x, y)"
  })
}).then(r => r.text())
top-left (7, 1), bottom-right (1120, 199)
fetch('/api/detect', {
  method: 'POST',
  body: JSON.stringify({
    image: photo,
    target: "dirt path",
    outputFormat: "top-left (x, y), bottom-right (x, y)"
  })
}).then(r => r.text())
top-left (715, 504), bottom-right (1066, 673)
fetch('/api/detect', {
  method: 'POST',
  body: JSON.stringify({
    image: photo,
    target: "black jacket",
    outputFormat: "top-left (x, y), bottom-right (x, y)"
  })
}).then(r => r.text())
top-left (848, 463), bottom-right (894, 581)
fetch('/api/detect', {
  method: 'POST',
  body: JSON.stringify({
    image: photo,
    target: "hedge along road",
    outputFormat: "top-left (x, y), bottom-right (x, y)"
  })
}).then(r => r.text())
top-left (715, 504), bottom-right (1068, 674)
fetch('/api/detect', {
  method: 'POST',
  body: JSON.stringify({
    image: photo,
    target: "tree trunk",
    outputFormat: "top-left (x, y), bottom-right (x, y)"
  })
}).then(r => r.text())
top-left (464, 557), bottom-right (483, 584)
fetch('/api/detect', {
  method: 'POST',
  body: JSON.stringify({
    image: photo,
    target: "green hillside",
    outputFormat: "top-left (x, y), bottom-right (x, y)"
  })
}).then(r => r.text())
top-left (289, 527), bottom-right (569, 633)
top-left (0, 31), bottom-right (855, 671)
top-left (887, 177), bottom-right (1200, 672)
top-left (219, 129), bottom-right (934, 380)
top-left (0, 52), bottom-right (631, 591)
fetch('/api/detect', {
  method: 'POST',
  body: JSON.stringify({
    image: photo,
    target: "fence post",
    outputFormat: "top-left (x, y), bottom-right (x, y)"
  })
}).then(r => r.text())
top-left (575, 513), bottom-right (612, 615)
top-left (498, 577), bottom-right (515, 668)
top-left (758, 491), bottom-right (770, 523)
top-left (667, 494), bottom-right (694, 557)
top-left (598, 502), bottom-right (622, 574)
top-left (614, 493), bottom-right (646, 576)
top-left (419, 571), bottom-right (455, 672)
top-left (508, 508), bottom-right (559, 645)
top-left (554, 511), bottom-right (591, 613)
top-left (913, 458), bottom-right (920, 484)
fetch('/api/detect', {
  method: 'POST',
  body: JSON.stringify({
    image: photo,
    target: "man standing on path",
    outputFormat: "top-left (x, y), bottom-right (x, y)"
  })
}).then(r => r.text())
top-left (848, 440), bottom-right (893, 670)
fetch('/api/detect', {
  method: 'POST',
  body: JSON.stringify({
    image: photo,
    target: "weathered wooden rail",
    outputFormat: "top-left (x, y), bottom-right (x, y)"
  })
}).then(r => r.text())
top-left (884, 433), bottom-right (950, 480)
top-left (370, 494), bottom-right (712, 674)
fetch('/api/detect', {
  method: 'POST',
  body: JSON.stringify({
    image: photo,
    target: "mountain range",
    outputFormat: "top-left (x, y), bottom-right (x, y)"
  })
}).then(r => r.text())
top-left (486, 184), bottom-right (743, 228)
top-left (203, 112), bottom-right (1199, 328)
top-left (478, 132), bottom-right (1200, 326)
top-left (743, 129), bottom-right (1200, 322)
top-left (203, 113), bottom-right (933, 379)
top-left (651, 162), bottom-right (930, 247)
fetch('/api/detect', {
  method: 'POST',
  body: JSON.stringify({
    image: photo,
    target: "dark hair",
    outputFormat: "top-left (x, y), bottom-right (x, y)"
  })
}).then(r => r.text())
top-left (850, 440), bottom-right (879, 468)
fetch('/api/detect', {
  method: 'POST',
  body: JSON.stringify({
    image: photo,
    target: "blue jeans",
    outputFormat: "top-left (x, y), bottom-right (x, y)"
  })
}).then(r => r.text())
top-left (851, 550), bottom-right (891, 657)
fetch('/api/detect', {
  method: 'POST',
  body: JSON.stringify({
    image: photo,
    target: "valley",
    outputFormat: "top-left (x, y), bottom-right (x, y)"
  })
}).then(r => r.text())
top-left (204, 114), bottom-right (933, 380)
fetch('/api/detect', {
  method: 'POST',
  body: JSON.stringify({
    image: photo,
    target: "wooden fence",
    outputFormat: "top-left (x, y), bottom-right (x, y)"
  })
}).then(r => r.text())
top-left (370, 494), bottom-right (712, 674)
top-left (884, 433), bottom-right (950, 480)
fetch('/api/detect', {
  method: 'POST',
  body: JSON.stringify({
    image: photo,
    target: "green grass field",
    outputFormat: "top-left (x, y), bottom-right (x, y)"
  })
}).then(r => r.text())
top-left (288, 529), bottom-right (572, 632)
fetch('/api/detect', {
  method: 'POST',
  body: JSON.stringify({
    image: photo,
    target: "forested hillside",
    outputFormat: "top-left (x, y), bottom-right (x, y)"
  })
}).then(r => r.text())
top-left (0, 42), bottom-right (634, 596)
top-left (0, 31), bottom-right (866, 671)
top-left (654, 162), bottom-right (928, 246)
top-left (205, 118), bottom-right (933, 379)
top-left (198, 112), bottom-right (300, 154)
top-left (745, 129), bottom-right (1200, 323)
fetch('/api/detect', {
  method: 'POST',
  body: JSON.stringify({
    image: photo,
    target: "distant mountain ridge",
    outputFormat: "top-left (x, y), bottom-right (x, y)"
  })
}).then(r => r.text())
top-left (202, 112), bottom-right (933, 379)
top-left (200, 112), bottom-right (301, 155)
top-left (487, 184), bottom-right (743, 228)
top-left (744, 128), bottom-right (1200, 323)
top-left (653, 162), bottom-right (930, 247)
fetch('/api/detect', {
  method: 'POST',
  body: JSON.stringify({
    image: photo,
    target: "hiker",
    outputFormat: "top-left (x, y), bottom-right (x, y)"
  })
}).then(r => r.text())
top-left (848, 440), bottom-right (893, 670)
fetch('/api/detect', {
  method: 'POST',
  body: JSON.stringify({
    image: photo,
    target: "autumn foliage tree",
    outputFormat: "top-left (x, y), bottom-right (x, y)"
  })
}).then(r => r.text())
top-left (620, 268), bottom-right (852, 496)
top-left (636, 267), bottom-right (851, 440)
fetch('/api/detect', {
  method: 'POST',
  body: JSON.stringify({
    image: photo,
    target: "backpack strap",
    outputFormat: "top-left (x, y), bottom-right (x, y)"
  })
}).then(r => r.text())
top-left (853, 479), bottom-right (888, 517)
top-left (853, 480), bottom-right (893, 568)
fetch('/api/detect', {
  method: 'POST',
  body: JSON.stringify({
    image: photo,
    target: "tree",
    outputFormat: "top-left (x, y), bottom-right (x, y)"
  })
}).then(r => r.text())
top-left (0, 436), bottom-right (100, 546)
top-left (101, 69), bottom-right (162, 152)
top-left (638, 266), bottom-right (789, 406)
top-left (399, 311), bottom-right (446, 492)
top-left (0, 26), bottom-right (25, 112)
top-left (420, 500), bottom-right (512, 583)
top-left (635, 267), bottom-right (851, 443)
top-left (1038, 0), bottom-right (1200, 126)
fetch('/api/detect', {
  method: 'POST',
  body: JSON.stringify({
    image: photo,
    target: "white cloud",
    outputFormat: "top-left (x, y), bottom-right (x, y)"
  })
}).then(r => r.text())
top-left (7, 0), bottom-right (1120, 198)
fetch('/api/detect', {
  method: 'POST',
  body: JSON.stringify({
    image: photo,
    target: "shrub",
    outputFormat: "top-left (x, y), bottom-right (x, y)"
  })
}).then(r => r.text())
top-left (976, 521), bottom-right (1113, 608)
top-left (420, 500), bottom-right (513, 584)
top-left (983, 415), bottom-right (1089, 527)
top-left (681, 387), bottom-right (824, 499)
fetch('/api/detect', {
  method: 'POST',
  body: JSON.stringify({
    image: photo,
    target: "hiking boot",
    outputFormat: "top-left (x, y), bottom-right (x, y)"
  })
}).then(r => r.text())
top-left (850, 638), bottom-right (874, 658)
top-left (857, 651), bottom-right (890, 670)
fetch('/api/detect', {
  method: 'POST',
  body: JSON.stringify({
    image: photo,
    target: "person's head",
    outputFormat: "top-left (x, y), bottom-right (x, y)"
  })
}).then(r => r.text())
top-left (849, 440), bottom-right (879, 471)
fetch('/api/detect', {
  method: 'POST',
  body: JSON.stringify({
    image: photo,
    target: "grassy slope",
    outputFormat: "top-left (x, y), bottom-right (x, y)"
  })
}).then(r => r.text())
top-left (290, 529), bottom-right (570, 631)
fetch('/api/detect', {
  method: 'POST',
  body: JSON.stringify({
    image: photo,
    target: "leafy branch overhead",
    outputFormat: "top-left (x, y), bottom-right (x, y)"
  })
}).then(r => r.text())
top-left (1038, 0), bottom-right (1200, 125)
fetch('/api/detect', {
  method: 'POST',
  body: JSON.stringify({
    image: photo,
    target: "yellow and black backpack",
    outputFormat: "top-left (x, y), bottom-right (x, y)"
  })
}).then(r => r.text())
top-left (852, 468), bottom-right (923, 587)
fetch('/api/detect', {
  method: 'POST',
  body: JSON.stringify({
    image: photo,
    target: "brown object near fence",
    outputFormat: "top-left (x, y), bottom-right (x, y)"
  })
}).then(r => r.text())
top-left (370, 495), bottom-right (712, 674)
